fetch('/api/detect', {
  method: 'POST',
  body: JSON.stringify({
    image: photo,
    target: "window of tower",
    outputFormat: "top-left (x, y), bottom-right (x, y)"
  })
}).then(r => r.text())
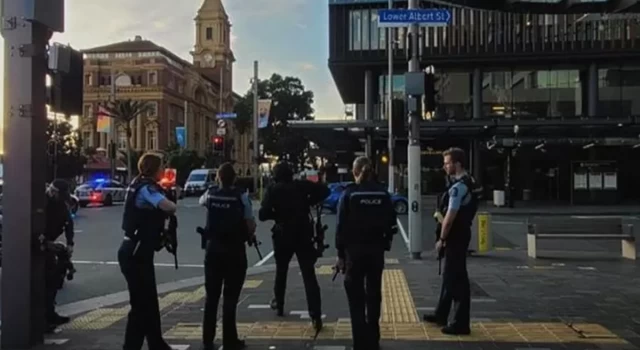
top-left (206, 27), bottom-right (213, 40)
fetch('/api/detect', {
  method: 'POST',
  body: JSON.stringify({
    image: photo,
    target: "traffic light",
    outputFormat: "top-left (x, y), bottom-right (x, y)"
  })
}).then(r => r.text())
top-left (213, 136), bottom-right (224, 152)
top-left (424, 72), bottom-right (437, 114)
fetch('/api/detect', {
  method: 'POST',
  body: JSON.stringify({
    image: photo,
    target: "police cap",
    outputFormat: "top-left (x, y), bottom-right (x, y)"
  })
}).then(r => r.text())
top-left (50, 179), bottom-right (71, 200)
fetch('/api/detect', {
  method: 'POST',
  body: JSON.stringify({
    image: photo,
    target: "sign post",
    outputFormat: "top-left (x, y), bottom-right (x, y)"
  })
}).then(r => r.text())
top-left (378, 6), bottom-right (451, 259)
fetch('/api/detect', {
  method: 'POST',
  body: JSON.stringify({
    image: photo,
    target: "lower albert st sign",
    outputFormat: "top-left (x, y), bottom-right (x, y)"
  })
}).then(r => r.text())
top-left (378, 9), bottom-right (452, 28)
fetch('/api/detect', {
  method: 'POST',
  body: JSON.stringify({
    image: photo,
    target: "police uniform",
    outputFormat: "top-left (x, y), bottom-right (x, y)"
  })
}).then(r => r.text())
top-left (44, 181), bottom-right (75, 330)
top-left (258, 179), bottom-right (328, 324)
top-left (336, 181), bottom-right (397, 350)
top-left (429, 173), bottom-right (478, 334)
top-left (200, 185), bottom-right (252, 350)
top-left (118, 176), bottom-right (172, 350)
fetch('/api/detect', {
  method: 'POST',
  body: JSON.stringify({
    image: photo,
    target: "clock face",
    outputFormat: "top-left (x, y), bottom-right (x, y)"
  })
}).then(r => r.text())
top-left (204, 53), bottom-right (213, 62)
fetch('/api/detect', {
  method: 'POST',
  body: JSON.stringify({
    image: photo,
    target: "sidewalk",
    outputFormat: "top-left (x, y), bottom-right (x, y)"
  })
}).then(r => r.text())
top-left (42, 250), bottom-right (640, 350)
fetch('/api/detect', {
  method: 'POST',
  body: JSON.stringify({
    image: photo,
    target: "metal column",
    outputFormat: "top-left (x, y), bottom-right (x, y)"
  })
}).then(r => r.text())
top-left (473, 68), bottom-right (482, 119)
top-left (364, 70), bottom-right (374, 158)
top-left (252, 61), bottom-right (259, 193)
top-left (387, 0), bottom-right (395, 193)
top-left (588, 63), bottom-right (598, 117)
top-left (407, 0), bottom-right (422, 259)
top-left (1, 1), bottom-right (52, 347)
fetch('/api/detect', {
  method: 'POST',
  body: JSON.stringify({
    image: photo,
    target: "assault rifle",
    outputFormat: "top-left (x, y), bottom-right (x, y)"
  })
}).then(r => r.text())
top-left (196, 226), bottom-right (263, 260)
top-left (311, 205), bottom-right (329, 257)
top-left (160, 171), bottom-right (179, 269)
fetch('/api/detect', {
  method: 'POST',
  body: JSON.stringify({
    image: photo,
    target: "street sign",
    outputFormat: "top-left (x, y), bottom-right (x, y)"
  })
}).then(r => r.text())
top-left (216, 128), bottom-right (226, 136)
top-left (217, 120), bottom-right (226, 128)
top-left (216, 112), bottom-right (237, 119)
top-left (378, 9), bottom-right (452, 28)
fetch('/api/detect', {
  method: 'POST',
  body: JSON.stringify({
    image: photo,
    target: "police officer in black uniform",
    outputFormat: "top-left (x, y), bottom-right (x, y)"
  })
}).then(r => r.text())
top-left (258, 162), bottom-right (329, 330)
top-left (44, 179), bottom-right (75, 331)
top-left (423, 147), bottom-right (478, 335)
top-left (334, 156), bottom-right (397, 350)
top-left (118, 153), bottom-right (177, 350)
top-left (199, 163), bottom-right (256, 350)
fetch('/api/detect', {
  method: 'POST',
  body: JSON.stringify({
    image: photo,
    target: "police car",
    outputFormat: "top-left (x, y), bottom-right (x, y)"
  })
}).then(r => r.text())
top-left (74, 179), bottom-right (126, 207)
top-left (323, 182), bottom-right (409, 215)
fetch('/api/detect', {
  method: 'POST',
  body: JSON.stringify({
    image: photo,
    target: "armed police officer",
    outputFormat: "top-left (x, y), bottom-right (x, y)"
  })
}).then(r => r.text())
top-left (334, 156), bottom-right (397, 350)
top-left (199, 163), bottom-right (256, 350)
top-left (258, 162), bottom-right (329, 331)
top-left (118, 153), bottom-right (177, 350)
top-left (44, 179), bottom-right (75, 331)
top-left (423, 147), bottom-right (479, 335)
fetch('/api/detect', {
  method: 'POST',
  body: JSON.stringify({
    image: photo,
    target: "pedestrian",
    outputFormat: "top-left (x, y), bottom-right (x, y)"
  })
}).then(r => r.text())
top-left (43, 179), bottom-right (75, 332)
top-left (118, 152), bottom-right (177, 350)
top-left (258, 162), bottom-right (329, 332)
top-left (334, 156), bottom-right (397, 350)
top-left (199, 162), bottom-right (256, 350)
top-left (423, 147), bottom-right (479, 335)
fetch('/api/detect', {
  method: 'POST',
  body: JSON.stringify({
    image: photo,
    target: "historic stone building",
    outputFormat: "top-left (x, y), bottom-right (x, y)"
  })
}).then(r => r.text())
top-left (80, 0), bottom-right (253, 175)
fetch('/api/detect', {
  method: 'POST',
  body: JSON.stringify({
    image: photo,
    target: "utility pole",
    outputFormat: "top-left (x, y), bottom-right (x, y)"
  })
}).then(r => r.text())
top-left (109, 70), bottom-right (116, 180)
top-left (252, 61), bottom-right (259, 194)
top-left (1, 0), bottom-right (63, 347)
top-left (387, 0), bottom-right (395, 194)
top-left (408, 0), bottom-right (423, 260)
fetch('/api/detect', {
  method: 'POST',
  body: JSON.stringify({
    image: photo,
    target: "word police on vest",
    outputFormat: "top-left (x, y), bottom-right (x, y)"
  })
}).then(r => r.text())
top-left (210, 202), bottom-right (231, 209)
top-left (360, 198), bottom-right (382, 205)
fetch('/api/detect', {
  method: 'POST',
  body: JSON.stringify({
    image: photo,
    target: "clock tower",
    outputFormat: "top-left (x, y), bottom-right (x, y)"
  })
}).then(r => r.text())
top-left (192, 0), bottom-right (234, 70)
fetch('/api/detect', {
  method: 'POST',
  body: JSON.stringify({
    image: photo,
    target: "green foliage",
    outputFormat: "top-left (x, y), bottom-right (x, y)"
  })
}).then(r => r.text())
top-left (165, 148), bottom-right (205, 185)
top-left (233, 73), bottom-right (315, 168)
top-left (101, 99), bottom-right (153, 182)
top-left (46, 118), bottom-right (86, 182)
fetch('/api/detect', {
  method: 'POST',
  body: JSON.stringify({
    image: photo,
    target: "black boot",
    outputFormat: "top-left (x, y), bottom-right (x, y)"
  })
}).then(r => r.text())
top-left (270, 298), bottom-right (284, 317)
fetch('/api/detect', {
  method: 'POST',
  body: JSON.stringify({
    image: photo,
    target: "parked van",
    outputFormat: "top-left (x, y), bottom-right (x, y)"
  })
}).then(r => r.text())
top-left (184, 168), bottom-right (216, 196)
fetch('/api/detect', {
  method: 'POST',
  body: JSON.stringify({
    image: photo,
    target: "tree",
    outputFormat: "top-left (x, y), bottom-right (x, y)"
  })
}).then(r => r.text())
top-left (46, 118), bottom-right (86, 182)
top-left (234, 74), bottom-right (315, 170)
top-left (102, 99), bottom-right (153, 182)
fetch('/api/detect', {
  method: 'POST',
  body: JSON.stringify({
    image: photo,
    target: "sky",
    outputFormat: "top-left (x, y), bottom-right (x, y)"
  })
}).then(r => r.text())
top-left (0, 0), bottom-right (343, 134)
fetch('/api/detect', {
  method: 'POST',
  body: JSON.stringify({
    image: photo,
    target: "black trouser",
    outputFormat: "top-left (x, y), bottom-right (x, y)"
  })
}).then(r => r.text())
top-left (118, 239), bottom-right (167, 350)
top-left (434, 236), bottom-right (471, 330)
top-left (344, 246), bottom-right (385, 350)
top-left (202, 245), bottom-right (247, 347)
top-left (44, 250), bottom-right (60, 323)
top-left (272, 234), bottom-right (321, 318)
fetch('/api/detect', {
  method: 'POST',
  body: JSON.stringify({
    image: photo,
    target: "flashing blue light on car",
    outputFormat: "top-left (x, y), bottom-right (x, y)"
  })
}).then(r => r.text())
top-left (93, 178), bottom-right (106, 183)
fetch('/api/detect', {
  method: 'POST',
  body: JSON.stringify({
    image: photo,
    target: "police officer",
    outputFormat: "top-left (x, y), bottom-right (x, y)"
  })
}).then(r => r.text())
top-left (258, 162), bottom-right (329, 331)
top-left (199, 163), bottom-right (256, 350)
top-left (423, 147), bottom-right (478, 335)
top-left (44, 179), bottom-right (75, 331)
top-left (334, 156), bottom-right (396, 350)
top-left (118, 153), bottom-right (177, 350)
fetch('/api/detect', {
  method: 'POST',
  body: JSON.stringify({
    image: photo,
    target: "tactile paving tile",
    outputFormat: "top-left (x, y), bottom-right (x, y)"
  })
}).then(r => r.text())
top-left (242, 280), bottom-right (263, 289)
top-left (380, 269), bottom-right (420, 323)
top-left (315, 265), bottom-right (335, 275)
top-left (162, 321), bottom-right (629, 344)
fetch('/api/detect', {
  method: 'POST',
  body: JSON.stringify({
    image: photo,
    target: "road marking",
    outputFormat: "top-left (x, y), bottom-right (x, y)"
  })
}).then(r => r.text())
top-left (289, 311), bottom-right (327, 320)
top-left (493, 221), bottom-right (524, 225)
top-left (315, 265), bottom-right (335, 275)
top-left (381, 269), bottom-right (419, 323)
top-left (248, 304), bottom-right (271, 309)
top-left (578, 266), bottom-right (597, 271)
top-left (170, 345), bottom-right (190, 350)
top-left (162, 321), bottom-right (628, 343)
top-left (243, 280), bottom-right (263, 289)
top-left (72, 260), bottom-right (205, 268)
top-left (44, 339), bottom-right (69, 345)
top-left (253, 250), bottom-right (274, 267)
top-left (74, 229), bottom-right (83, 233)
top-left (396, 218), bottom-right (410, 249)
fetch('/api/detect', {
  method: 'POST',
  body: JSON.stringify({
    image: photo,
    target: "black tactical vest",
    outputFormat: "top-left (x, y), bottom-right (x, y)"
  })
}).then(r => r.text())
top-left (204, 186), bottom-right (247, 244)
top-left (44, 196), bottom-right (70, 242)
top-left (343, 182), bottom-right (393, 245)
top-left (121, 177), bottom-right (166, 245)
top-left (442, 175), bottom-right (479, 236)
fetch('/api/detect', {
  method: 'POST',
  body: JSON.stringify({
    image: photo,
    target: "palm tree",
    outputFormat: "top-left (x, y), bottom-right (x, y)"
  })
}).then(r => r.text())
top-left (102, 99), bottom-right (153, 183)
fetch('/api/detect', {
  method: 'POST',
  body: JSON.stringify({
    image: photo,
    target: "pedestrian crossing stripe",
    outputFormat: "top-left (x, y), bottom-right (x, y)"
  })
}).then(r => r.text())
top-left (62, 281), bottom-right (263, 330)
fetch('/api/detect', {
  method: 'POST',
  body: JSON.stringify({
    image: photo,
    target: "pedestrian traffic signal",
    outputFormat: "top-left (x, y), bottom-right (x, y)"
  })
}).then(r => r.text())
top-left (213, 137), bottom-right (224, 152)
top-left (424, 72), bottom-right (437, 114)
